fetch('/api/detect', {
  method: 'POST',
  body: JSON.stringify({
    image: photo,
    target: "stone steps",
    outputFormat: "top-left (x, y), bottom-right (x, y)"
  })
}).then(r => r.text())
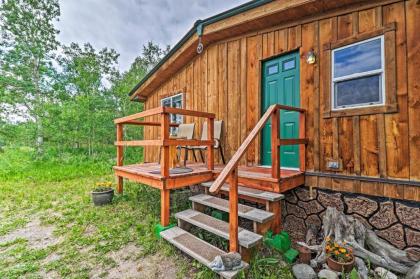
top-left (160, 226), bottom-right (248, 279)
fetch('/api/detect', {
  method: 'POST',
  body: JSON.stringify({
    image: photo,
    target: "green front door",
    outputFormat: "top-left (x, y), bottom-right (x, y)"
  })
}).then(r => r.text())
top-left (261, 51), bottom-right (300, 168)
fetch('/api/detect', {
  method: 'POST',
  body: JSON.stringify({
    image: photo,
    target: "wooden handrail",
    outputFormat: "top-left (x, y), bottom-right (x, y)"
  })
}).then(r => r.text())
top-left (275, 104), bottom-right (306, 112)
top-left (208, 103), bottom-right (306, 253)
top-left (119, 120), bottom-right (179, 127)
top-left (114, 107), bottom-right (164, 124)
top-left (209, 105), bottom-right (278, 193)
top-left (114, 106), bottom-right (216, 124)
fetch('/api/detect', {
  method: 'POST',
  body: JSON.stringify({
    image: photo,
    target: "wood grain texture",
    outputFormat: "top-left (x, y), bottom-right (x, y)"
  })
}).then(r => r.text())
top-left (383, 2), bottom-right (409, 179)
top-left (140, 0), bottom-right (420, 201)
top-left (406, 0), bottom-right (420, 180)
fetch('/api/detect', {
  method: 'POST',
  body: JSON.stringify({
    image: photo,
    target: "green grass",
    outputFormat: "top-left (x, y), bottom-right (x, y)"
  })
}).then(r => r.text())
top-left (0, 147), bottom-right (294, 278)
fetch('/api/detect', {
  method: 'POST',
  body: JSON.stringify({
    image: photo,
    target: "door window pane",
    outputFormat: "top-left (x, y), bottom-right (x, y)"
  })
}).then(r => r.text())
top-left (267, 64), bottom-right (278, 75)
top-left (283, 59), bottom-right (295, 71)
top-left (335, 75), bottom-right (381, 107)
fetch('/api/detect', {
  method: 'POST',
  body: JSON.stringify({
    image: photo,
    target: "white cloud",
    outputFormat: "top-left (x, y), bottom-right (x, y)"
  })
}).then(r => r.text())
top-left (56, 0), bottom-right (248, 71)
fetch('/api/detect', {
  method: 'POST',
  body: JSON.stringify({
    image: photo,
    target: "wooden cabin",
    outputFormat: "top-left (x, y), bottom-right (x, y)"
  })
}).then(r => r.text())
top-left (114, 0), bottom-right (420, 274)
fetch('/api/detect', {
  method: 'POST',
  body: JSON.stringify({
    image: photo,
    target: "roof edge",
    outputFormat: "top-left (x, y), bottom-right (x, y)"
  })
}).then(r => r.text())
top-left (128, 0), bottom-right (273, 99)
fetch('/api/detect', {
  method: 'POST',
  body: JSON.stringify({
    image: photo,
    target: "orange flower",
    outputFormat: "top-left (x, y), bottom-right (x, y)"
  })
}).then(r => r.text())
top-left (334, 251), bottom-right (339, 255)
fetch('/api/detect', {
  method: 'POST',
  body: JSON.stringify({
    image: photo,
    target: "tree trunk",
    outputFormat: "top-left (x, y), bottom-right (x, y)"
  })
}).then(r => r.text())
top-left (36, 116), bottom-right (43, 155)
top-left (297, 207), bottom-right (417, 275)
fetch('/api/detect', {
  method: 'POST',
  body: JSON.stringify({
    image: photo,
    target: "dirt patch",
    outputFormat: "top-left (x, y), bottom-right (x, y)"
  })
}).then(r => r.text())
top-left (0, 218), bottom-right (60, 249)
top-left (84, 224), bottom-right (98, 237)
top-left (90, 243), bottom-right (183, 279)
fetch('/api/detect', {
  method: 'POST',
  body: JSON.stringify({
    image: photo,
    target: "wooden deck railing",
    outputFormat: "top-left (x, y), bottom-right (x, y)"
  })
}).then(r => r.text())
top-left (114, 107), bottom-right (215, 227)
top-left (209, 104), bottom-right (307, 252)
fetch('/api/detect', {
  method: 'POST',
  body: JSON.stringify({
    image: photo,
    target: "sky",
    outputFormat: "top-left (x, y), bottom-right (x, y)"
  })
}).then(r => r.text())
top-left (57, 0), bottom-right (249, 72)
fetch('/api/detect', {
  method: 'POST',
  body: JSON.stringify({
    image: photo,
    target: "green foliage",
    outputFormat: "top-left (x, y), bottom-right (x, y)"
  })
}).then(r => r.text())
top-left (0, 149), bottom-right (192, 278)
top-left (0, 0), bottom-right (61, 153)
top-left (1, 0), bottom-right (169, 159)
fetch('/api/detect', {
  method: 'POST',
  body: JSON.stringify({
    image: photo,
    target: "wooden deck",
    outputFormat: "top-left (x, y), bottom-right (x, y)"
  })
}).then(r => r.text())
top-left (113, 162), bottom-right (213, 190)
top-left (114, 162), bottom-right (304, 193)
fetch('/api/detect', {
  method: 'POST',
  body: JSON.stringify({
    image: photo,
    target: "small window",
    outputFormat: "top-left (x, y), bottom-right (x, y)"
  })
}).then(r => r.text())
top-left (161, 93), bottom-right (183, 133)
top-left (331, 36), bottom-right (385, 110)
top-left (283, 59), bottom-right (295, 71)
top-left (267, 64), bottom-right (278, 75)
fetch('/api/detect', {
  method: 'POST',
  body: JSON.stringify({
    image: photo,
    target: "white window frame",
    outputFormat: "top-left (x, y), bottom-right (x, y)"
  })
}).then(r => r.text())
top-left (161, 93), bottom-right (184, 134)
top-left (331, 35), bottom-right (386, 111)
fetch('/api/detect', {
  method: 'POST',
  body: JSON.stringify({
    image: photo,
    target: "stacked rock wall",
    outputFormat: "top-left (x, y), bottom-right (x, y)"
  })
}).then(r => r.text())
top-left (282, 186), bottom-right (420, 260)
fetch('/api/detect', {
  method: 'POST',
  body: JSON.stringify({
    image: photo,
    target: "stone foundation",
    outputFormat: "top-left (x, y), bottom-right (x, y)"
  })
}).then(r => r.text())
top-left (282, 186), bottom-right (420, 260)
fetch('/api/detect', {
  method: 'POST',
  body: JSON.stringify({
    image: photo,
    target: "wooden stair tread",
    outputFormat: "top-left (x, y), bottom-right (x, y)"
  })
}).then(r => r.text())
top-left (160, 227), bottom-right (248, 279)
top-left (176, 209), bottom-right (262, 248)
top-left (189, 194), bottom-right (274, 223)
top-left (201, 181), bottom-right (285, 201)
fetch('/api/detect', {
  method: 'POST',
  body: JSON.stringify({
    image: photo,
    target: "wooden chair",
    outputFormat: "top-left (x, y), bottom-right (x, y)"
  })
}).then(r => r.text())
top-left (158, 123), bottom-right (195, 165)
top-left (180, 120), bottom-right (225, 165)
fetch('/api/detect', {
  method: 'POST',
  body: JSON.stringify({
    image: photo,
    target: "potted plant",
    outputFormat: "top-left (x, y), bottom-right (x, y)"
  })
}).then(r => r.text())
top-left (325, 236), bottom-right (354, 272)
top-left (91, 181), bottom-right (114, 206)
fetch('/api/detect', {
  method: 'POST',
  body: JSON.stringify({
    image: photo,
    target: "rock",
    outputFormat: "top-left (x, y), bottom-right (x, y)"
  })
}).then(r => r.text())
top-left (317, 191), bottom-right (344, 211)
top-left (374, 267), bottom-right (398, 279)
top-left (295, 187), bottom-right (315, 201)
top-left (292, 264), bottom-right (316, 279)
top-left (405, 247), bottom-right (420, 262)
top-left (351, 213), bottom-right (372, 229)
top-left (369, 201), bottom-right (398, 229)
top-left (395, 202), bottom-right (420, 230)
top-left (375, 224), bottom-right (406, 249)
top-left (305, 223), bottom-right (320, 246)
top-left (305, 214), bottom-right (322, 230)
top-left (286, 203), bottom-right (307, 218)
top-left (283, 215), bottom-right (306, 241)
top-left (285, 190), bottom-right (298, 204)
top-left (298, 200), bottom-right (324, 215)
top-left (318, 269), bottom-right (338, 279)
top-left (344, 196), bottom-right (378, 217)
top-left (405, 227), bottom-right (420, 247)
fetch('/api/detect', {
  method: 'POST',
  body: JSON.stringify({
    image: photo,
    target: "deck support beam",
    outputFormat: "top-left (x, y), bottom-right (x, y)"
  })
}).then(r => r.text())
top-left (161, 189), bottom-right (170, 226)
top-left (116, 123), bottom-right (124, 193)
top-left (268, 200), bottom-right (282, 234)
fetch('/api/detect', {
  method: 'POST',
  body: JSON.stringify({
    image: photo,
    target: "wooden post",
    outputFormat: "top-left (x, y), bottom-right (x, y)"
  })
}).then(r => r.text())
top-left (271, 108), bottom-right (280, 179)
top-left (268, 201), bottom-right (282, 234)
top-left (161, 113), bottom-right (170, 177)
top-left (299, 111), bottom-right (306, 172)
top-left (229, 168), bottom-right (239, 252)
top-left (116, 123), bottom-right (124, 193)
top-left (207, 117), bottom-right (214, 170)
top-left (161, 189), bottom-right (170, 226)
top-left (160, 112), bottom-right (170, 227)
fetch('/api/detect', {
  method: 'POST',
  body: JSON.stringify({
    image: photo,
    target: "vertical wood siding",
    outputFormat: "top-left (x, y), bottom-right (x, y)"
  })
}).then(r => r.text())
top-left (142, 0), bottom-right (419, 200)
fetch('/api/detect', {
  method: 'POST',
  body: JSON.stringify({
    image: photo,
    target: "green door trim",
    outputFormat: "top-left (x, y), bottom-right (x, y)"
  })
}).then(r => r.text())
top-left (261, 51), bottom-right (300, 169)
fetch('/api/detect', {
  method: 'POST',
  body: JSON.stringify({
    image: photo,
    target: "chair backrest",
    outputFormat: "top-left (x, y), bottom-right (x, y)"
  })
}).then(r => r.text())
top-left (177, 123), bottom-right (195, 139)
top-left (201, 120), bottom-right (223, 141)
